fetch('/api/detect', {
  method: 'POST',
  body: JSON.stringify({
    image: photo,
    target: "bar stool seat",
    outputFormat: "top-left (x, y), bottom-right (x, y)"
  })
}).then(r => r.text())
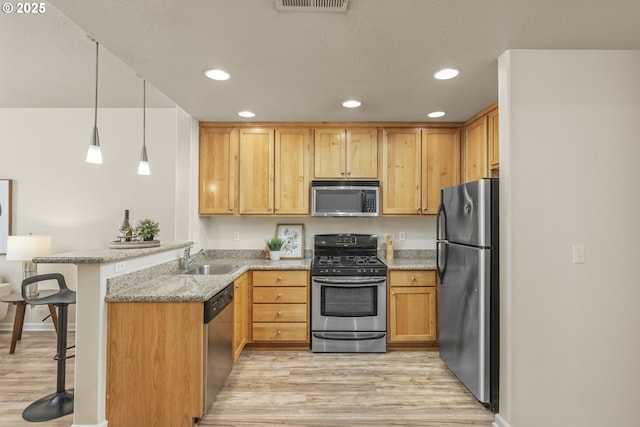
top-left (21, 273), bottom-right (76, 422)
top-left (0, 290), bottom-right (59, 354)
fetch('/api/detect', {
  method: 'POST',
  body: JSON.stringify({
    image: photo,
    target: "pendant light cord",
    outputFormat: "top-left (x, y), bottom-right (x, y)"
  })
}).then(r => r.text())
top-left (143, 79), bottom-right (146, 148)
top-left (94, 41), bottom-right (99, 127)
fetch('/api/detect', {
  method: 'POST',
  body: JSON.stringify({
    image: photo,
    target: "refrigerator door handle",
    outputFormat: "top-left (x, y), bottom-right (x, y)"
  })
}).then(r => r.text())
top-left (436, 241), bottom-right (448, 283)
top-left (437, 197), bottom-right (447, 241)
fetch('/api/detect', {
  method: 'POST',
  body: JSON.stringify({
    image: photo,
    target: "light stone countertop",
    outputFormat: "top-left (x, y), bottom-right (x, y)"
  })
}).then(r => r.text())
top-left (105, 257), bottom-right (312, 303)
top-left (33, 241), bottom-right (193, 264)
top-left (104, 251), bottom-right (436, 303)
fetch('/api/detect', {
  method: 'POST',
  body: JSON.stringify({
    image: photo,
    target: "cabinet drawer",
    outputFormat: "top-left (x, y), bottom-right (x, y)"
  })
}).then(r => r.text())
top-left (252, 323), bottom-right (308, 342)
top-left (253, 287), bottom-right (308, 303)
top-left (253, 304), bottom-right (307, 322)
top-left (253, 270), bottom-right (308, 287)
top-left (389, 270), bottom-right (436, 287)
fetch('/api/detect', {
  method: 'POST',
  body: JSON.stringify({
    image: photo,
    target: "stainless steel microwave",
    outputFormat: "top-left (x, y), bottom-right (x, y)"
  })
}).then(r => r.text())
top-left (311, 181), bottom-right (380, 217)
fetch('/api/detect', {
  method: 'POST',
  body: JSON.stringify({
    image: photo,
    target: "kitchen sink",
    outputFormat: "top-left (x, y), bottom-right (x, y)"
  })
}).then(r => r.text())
top-left (181, 264), bottom-right (242, 275)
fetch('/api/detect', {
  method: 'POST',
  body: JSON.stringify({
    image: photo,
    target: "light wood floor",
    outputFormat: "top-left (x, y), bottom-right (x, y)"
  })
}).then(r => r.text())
top-left (0, 331), bottom-right (75, 427)
top-left (200, 350), bottom-right (495, 427)
top-left (1, 332), bottom-right (494, 427)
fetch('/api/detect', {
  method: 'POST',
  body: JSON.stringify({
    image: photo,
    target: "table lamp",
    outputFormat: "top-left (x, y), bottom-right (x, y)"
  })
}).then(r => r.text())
top-left (6, 234), bottom-right (52, 298)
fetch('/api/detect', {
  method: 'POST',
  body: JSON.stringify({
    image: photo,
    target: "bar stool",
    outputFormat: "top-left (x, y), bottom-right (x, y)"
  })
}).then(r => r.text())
top-left (21, 273), bottom-right (76, 422)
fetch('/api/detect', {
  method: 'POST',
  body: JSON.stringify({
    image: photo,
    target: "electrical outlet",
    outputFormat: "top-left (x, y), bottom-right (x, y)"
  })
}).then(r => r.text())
top-left (398, 232), bottom-right (406, 241)
top-left (233, 232), bottom-right (240, 241)
top-left (114, 261), bottom-right (126, 272)
top-left (572, 244), bottom-right (585, 264)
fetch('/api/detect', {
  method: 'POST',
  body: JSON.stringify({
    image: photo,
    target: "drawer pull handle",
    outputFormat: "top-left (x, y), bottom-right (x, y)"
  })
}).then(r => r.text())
top-left (277, 311), bottom-right (282, 316)
top-left (411, 276), bottom-right (416, 281)
top-left (276, 293), bottom-right (282, 299)
top-left (277, 330), bottom-right (282, 335)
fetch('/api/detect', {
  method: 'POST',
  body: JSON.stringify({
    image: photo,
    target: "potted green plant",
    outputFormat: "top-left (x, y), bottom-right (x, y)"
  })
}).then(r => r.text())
top-left (135, 219), bottom-right (160, 241)
top-left (265, 237), bottom-right (284, 260)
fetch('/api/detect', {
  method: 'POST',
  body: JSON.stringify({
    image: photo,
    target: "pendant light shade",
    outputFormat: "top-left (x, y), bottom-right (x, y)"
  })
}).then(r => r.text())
top-left (138, 79), bottom-right (150, 175)
top-left (86, 40), bottom-right (102, 164)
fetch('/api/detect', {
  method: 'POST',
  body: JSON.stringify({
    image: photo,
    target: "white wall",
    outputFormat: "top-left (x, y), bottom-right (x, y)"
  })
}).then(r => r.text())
top-left (498, 50), bottom-right (640, 427)
top-left (198, 215), bottom-right (437, 252)
top-left (0, 107), bottom-right (180, 327)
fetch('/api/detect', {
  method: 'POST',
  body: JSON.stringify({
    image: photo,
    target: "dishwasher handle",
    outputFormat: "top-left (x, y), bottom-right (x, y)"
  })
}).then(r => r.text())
top-left (204, 284), bottom-right (234, 323)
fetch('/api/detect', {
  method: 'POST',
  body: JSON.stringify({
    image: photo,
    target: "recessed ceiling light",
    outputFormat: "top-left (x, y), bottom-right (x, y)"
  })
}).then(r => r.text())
top-left (342, 100), bottom-right (362, 108)
top-left (428, 111), bottom-right (446, 118)
top-left (433, 68), bottom-right (459, 80)
top-left (204, 69), bottom-right (230, 81)
top-left (238, 111), bottom-right (255, 118)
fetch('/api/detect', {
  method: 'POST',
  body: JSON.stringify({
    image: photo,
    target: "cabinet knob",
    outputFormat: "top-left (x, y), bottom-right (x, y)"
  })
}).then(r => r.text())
top-left (235, 284), bottom-right (240, 288)
top-left (277, 276), bottom-right (282, 281)
top-left (411, 276), bottom-right (416, 281)
top-left (276, 293), bottom-right (282, 299)
top-left (277, 311), bottom-right (282, 316)
top-left (391, 292), bottom-right (396, 296)
top-left (277, 330), bottom-right (282, 335)
top-left (228, 208), bottom-right (233, 211)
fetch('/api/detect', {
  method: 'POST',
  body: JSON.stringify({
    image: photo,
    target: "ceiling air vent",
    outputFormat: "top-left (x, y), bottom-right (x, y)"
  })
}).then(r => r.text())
top-left (275, 0), bottom-right (348, 12)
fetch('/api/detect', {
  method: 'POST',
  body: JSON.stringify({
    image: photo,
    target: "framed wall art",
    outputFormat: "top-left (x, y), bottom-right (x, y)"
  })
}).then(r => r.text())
top-left (275, 223), bottom-right (304, 259)
top-left (0, 179), bottom-right (12, 254)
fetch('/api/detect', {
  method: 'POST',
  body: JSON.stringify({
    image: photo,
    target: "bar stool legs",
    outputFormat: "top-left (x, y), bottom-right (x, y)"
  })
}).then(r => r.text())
top-left (22, 302), bottom-right (74, 421)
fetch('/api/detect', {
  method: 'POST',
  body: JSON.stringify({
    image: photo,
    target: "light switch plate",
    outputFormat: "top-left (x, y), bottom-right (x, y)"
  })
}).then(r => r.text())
top-left (572, 244), bottom-right (585, 264)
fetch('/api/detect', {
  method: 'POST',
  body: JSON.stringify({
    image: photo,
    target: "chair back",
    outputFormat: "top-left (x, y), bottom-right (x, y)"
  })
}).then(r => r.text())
top-left (21, 273), bottom-right (71, 305)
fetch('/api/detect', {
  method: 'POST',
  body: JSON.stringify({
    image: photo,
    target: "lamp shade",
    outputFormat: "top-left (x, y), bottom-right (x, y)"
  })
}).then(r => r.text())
top-left (6, 235), bottom-right (52, 261)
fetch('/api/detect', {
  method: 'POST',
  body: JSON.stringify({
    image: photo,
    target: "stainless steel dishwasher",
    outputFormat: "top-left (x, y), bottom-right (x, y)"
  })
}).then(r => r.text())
top-left (203, 283), bottom-right (234, 411)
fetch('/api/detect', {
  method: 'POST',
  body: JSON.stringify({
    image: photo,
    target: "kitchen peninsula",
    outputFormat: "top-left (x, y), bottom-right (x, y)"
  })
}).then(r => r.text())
top-left (34, 241), bottom-right (193, 427)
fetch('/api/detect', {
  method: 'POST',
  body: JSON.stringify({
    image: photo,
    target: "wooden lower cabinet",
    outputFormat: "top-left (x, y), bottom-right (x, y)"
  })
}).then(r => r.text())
top-left (388, 270), bottom-right (437, 344)
top-left (233, 272), bottom-right (250, 363)
top-left (251, 270), bottom-right (309, 344)
top-left (106, 301), bottom-right (204, 427)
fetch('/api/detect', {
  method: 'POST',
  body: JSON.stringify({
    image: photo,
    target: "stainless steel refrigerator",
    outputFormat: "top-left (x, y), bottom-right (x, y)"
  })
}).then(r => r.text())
top-left (436, 178), bottom-right (499, 412)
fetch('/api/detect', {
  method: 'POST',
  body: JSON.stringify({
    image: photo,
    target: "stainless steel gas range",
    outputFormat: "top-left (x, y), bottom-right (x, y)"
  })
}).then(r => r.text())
top-left (310, 234), bottom-right (387, 353)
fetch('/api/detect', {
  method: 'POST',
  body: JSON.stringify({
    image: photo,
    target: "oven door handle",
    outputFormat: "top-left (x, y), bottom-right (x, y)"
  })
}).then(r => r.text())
top-left (312, 277), bottom-right (386, 285)
top-left (312, 332), bottom-right (386, 341)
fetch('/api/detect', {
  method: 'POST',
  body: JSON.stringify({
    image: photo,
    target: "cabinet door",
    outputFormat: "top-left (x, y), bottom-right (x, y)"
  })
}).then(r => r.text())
top-left (346, 128), bottom-right (378, 179)
top-left (464, 116), bottom-right (488, 182)
top-left (199, 127), bottom-right (238, 215)
top-left (314, 128), bottom-right (345, 179)
top-left (381, 128), bottom-right (422, 215)
top-left (389, 286), bottom-right (437, 342)
top-left (233, 273), bottom-right (249, 363)
top-left (107, 302), bottom-right (204, 427)
top-left (238, 128), bottom-right (274, 214)
top-left (488, 108), bottom-right (499, 173)
top-left (275, 128), bottom-right (311, 215)
top-left (422, 128), bottom-right (461, 214)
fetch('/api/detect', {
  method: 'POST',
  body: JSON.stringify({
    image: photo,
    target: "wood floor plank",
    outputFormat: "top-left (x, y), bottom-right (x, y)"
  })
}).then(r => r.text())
top-left (199, 350), bottom-right (495, 427)
top-left (1, 332), bottom-right (495, 426)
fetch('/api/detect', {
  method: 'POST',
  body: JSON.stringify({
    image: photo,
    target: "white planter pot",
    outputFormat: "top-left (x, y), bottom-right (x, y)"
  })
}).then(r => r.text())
top-left (269, 250), bottom-right (281, 261)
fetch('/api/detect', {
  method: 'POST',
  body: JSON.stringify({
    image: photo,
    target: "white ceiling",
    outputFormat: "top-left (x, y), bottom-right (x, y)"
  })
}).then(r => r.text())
top-left (3, 0), bottom-right (640, 122)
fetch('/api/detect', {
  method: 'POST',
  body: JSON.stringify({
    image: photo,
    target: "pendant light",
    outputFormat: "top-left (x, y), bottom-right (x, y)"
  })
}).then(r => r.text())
top-left (137, 79), bottom-right (150, 175)
top-left (86, 40), bottom-right (102, 164)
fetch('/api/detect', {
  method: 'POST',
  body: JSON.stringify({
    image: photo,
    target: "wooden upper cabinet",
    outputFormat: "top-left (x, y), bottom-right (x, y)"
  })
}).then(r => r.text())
top-left (381, 128), bottom-right (422, 215)
top-left (275, 128), bottom-right (311, 215)
top-left (238, 127), bottom-right (310, 215)
top-left (314, 127), bottom-right (378, 179)
top-left (488, 107), bottom-right (499, 173)
top-left (239, 128), bottom-right (275, 214)
top-left (199, 127), bottom-right (238, 215)
top-left (464, 116), bottom-right (489, 182)
top-left (422, 128), bottom-right (461, 214)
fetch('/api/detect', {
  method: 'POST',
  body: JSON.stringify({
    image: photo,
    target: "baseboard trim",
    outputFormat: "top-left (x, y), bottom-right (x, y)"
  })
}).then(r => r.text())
top-left (493, 414), bottom-right (512, 427)
top-left (72, 422), bottom-right (108, 427)
top-left (0, 322), bottom-right (76, 332)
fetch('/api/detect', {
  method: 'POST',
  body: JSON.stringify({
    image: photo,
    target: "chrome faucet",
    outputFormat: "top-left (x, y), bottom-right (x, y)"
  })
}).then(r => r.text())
top-left (183, 248), bottom-right (206, 269)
